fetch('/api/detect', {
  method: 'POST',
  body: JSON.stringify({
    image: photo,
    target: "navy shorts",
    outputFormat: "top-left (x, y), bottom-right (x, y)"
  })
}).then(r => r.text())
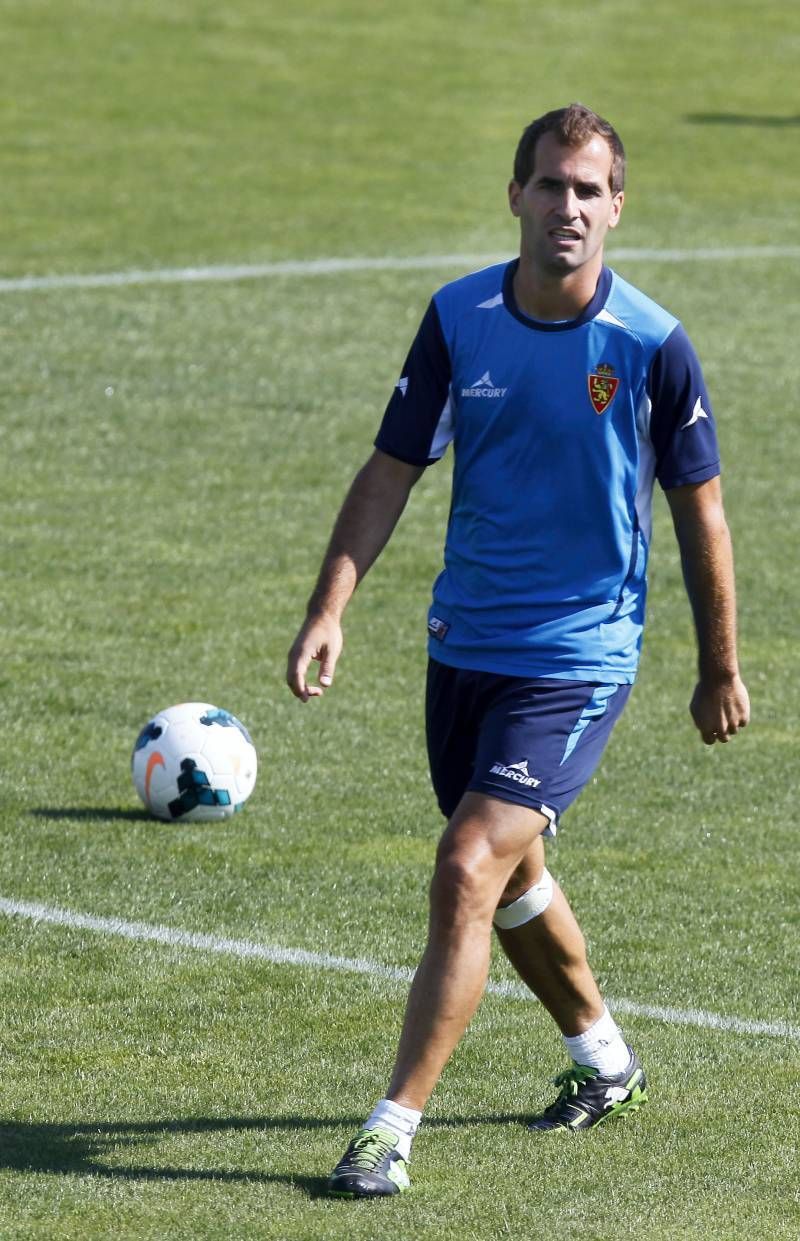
top-left (425, 659), bottom-right (632, 835)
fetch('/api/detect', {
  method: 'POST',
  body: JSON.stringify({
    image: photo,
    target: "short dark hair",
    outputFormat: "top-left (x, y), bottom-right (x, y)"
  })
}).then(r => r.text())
top-left (513, 103), bottom-right (626, 193)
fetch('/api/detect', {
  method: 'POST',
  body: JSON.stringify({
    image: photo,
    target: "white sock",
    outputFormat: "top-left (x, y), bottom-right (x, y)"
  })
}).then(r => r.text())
top-left (364, 1098), bottom-right (422, 1161)
top-left (562, 1006), bottom-right (631, 1077)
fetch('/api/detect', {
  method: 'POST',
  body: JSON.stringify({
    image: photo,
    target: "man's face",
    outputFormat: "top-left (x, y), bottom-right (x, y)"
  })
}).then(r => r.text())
top-left (508, 132), bottom-right (624, 276)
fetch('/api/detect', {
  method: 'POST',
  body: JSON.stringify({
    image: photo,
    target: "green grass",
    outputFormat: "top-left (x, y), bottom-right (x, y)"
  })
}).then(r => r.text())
top-left (3, 0), bottom-right (799, 270)
top-left (1, 1), bottom-right (800, 1237)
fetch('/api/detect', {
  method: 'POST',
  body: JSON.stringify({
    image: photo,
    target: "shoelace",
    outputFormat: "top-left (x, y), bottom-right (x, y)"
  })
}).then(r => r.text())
top-left (346, 1129), bottom-right (397, 1170)
top-left (543, 1063), bottom-right (599, 1115)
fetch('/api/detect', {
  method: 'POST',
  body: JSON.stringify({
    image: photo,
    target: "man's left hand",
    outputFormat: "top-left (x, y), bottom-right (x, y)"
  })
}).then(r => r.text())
top-left (690, 675), bottom-right (750, 745)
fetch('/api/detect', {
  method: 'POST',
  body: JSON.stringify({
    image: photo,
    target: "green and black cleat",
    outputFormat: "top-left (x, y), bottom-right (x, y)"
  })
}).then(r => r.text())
top-left (328, 1126), bottom-right (411, 1198)
top-left (529, 1046), bottom-right (648, 1132)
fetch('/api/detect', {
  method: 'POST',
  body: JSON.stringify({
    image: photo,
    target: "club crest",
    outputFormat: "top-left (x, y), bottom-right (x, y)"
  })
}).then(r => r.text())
top-left (588, 363), bottom-right (620, 415)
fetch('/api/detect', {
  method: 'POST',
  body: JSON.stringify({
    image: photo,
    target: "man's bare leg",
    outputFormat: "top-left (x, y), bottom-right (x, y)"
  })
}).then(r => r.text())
top-left (492, 836), bottom-right (647, 1133)
top-left (385, 794), bottom-right (610, 1111)
top-left (493, 834), bottom-right (605, 1035)
top-left (328, 792), bottom-right (546, 1196)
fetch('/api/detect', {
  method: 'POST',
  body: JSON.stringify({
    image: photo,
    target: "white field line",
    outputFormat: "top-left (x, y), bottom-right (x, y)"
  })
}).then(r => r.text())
top-left (1, 896), bottom-right (798, 1043)
top-left (1, 245), bottom-right (800, 294)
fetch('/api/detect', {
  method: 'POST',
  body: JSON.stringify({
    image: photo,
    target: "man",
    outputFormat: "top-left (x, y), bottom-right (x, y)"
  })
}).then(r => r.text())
top-left (287, 103), bottom-right (750, 1198)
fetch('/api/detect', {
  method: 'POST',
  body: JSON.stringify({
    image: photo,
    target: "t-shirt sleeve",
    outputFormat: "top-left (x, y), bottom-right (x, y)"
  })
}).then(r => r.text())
top-left (648, 323), bottom-right (721, 489)
top-left (374, 298), bottom-right (454, 466)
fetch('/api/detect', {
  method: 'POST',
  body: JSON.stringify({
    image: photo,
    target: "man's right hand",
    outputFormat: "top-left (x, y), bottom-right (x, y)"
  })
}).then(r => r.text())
top-left (286, 613), bottom-right (343, 702)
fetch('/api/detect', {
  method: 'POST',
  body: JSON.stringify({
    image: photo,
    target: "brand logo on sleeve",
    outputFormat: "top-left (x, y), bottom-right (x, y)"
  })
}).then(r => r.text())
top-left (396, 376), bottom-right (409, 397)
top-left (461, 371), bottom-right (507, 398)
top-left (680, 396), bottom-right (709, 429)
top-left (588, 363), bottom-right (620, 414)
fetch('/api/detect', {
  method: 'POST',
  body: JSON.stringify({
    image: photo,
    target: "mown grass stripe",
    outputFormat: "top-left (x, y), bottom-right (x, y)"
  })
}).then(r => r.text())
top-left (1, 245), bottom-right (800, 293)
top-left (2, 896), bottom-right (797, 1043)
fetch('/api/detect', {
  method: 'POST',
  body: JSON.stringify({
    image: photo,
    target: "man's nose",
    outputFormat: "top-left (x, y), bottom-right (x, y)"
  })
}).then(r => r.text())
top-left (555, 187), bottom-right (580, 218)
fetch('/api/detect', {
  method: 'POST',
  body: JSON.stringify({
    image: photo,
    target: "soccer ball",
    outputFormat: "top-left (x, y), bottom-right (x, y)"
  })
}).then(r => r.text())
top-left (132, 702), bottom-right (257, 821)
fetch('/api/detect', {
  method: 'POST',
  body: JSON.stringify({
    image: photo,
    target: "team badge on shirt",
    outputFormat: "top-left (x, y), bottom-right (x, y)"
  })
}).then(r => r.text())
top-left (588, 363), bottom-right (620, 415)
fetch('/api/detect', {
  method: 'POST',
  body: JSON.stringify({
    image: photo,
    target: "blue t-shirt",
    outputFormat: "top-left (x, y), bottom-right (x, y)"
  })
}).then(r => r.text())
top-left (375, 260), bottom-right (720, 683)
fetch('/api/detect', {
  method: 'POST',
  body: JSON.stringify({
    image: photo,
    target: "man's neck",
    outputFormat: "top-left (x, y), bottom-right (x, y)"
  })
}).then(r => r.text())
top-left (512, 256), bottom-right (604, 322)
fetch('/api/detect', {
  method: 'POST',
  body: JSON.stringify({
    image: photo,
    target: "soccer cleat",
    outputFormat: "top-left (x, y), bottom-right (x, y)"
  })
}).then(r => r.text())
top-left (528, 1046), bottom-right (648, 1132)
top-left (327, 1125), bottom-right (411, 1198)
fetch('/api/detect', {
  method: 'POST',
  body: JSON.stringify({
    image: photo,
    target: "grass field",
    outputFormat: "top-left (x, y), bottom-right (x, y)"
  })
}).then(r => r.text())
top-left (1, 1), bottom-right (799, 1238)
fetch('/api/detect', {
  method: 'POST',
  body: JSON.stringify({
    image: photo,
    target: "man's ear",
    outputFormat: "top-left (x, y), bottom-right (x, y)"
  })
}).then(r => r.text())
top-left (608, 190), bottom-right (624, 229)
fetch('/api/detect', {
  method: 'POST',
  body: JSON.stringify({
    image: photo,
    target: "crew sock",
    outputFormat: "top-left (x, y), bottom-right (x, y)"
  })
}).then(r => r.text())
top-left (363, 1098), bottom-right (422, 1161)
top-left (562, 1005), bottom-right (631, 1077)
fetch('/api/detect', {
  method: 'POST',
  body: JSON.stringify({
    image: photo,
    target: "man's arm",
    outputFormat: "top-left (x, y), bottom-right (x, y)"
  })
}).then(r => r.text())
top-left (665, 477), bottom-right (750, 744)
top-left (287, 449), bottom-right (425, 702)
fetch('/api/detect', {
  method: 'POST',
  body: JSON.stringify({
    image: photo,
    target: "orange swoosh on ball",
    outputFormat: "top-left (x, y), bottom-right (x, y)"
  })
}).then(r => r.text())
top-left (145, 751), bottom-right (166, 803)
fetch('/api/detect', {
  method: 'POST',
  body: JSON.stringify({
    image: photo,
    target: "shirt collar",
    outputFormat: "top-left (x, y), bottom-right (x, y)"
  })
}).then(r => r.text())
top-left (502, 261), bottom-right (613, 332)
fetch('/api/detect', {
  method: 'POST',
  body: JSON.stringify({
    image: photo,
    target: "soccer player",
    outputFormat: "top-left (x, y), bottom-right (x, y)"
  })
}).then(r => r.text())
top-left (287, 103), bottom-right (750, 1198)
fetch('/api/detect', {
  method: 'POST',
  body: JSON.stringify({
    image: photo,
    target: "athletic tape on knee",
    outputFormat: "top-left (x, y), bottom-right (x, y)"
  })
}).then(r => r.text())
top-left (493, 868), bottom-right (554, 929)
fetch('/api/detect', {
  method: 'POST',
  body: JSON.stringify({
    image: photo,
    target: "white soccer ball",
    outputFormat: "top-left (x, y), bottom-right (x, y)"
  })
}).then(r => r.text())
top-left (132, 702), bottom-right (257, 821)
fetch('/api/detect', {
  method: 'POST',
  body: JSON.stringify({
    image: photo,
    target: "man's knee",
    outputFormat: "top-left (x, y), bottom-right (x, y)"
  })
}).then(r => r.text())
top-left (430, 837), bottom-right (493, 916)
top-left (430, 793), bottom-right (549, 921)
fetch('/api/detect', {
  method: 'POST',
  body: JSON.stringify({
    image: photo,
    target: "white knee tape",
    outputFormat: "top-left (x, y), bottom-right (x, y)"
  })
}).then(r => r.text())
top-left (493, 868), bottom-right (554, 929)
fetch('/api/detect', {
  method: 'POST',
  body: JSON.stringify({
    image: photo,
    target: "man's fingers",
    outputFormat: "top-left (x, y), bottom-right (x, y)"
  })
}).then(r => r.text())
top-left (691, 678), bottom-right (750, 745)
top-left (287, 627), bottom-right (341, 701)
top-left (286, 667), bottom-right (309, 701)
top-left (286, 642), bottom-right (314, 700)
top-left (318, 651), bottom-right (337, 687)
top-left (701, 714), bottom-right (746, 744)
